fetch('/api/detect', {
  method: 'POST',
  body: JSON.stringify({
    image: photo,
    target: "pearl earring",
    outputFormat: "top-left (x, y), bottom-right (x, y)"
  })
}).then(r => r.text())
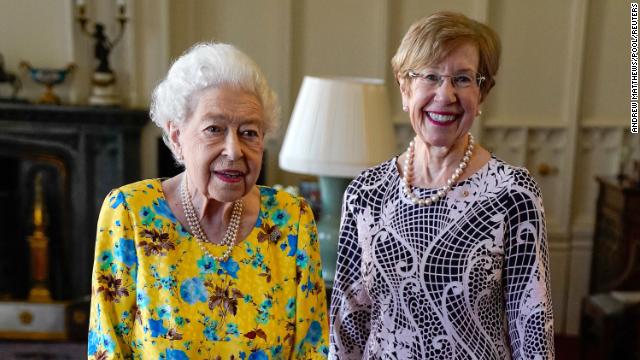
top-left (403, 106), bottom-right (408, 112)
top-left (477, 109), bottom-right (483, 116)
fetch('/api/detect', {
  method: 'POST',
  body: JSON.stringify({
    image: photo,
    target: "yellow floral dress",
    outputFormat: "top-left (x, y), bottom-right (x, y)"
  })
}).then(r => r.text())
top-left (88, 179), bottom-right (329, 360)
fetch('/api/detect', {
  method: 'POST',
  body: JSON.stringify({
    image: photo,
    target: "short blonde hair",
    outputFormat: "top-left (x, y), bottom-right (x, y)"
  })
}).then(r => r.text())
top-left (391, 11), bottom-right (501, 101)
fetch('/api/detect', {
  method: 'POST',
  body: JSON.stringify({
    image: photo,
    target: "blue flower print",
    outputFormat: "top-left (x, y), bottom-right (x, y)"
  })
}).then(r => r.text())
top-left (154, 198), bottom-right (177, 222)
top-left (296, 249), bottom-right (309, 268)
top-left (159, 276), bottom-right (177, 290)
top-left (260, 187), bottom-right (277, 196)
top-left (115, 238), bottom-right (137, 266)
top-left (87, 329), bottom-right (98, 355)
top-left (301, 275), bottom-right (313, 297)
top-left (319, 345), bottom-right (330, 355)
top-left (296, 320), bottom-right (323, 351)
top-left (204, 323), bottom-right (220, 341)
top-left (285, 297), bottom-right (295, 318)
top-left (114, 322), bottom-right (129, 336)
top-left (259, 298), bottom-right (273, 312)
top-left (177, 224), bottom-right (189, 237)
top-left (175, 316), bottom-right (185, 326)
top-left (226, 323), bottom-right (239, 337)
top-left (306, 320), bottom-right (323, 344)
top-left (251, 251), bottom-right (264, 269)
top-left (157, 304), bottom-right (172, 319)
top-left (256, 298), bottom-right (273, 324)
top-left (264, 195), bottom-right (278, 210)
top-left (271, 345), bottom-right (283, 357)
top-left (136, 289), bottom-right (150, 308)
top-left (245, 242), bottom-right (255, 256)
top-left (180, 277), bottom-right (208, 304)
top-left (165, 348), bottom-right (189, 360)
top-left (248, 349), bottom-right (268, 360)
top-left (102, 333), bottom-right (116, 353)
top-left (98, 250), bottom-right (113, 271)
top-left (271, 209), bottom-right (290, 228)
top-left (243, 294), bottom-right (253, 303)
top-left (149, 318), bottom-right (168, 338)
top-left (140, 206), bottom-right (154, 226)
top-left (110, 191), bottom-right (125, 209)
top-left (219, 258), bottom-right (240, 279)
top-left (197, 255), bottom-right (217, 274)
top-left (287, 234), bottom-right (298, 257)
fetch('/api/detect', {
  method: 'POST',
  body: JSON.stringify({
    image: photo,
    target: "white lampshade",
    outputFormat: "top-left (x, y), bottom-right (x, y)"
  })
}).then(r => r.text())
top-left (279, 76), bottom-right (396, 178)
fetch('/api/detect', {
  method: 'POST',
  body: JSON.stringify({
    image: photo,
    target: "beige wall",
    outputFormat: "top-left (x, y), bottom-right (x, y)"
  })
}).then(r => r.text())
top-left (0, 0), bottom-right (76, 101)
top-left (0, 0), bottom-right (634, 335)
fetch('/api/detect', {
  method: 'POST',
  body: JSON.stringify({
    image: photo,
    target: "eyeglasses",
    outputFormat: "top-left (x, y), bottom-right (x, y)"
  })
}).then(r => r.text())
top-left (408, 70), bottom-right (486, 89)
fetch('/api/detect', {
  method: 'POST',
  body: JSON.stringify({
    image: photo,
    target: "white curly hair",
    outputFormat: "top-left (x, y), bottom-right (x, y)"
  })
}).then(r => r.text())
top-left (150, 42), bottom-right (280, 157)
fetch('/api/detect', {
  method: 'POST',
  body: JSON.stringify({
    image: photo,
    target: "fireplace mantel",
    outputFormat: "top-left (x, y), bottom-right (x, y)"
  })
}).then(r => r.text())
top-left (0, 103), bottom-right (147, 300)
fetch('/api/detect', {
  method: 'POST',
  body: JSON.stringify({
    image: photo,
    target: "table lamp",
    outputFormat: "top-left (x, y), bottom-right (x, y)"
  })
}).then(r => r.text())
top-left (279, 76), bottom-right (396, 287)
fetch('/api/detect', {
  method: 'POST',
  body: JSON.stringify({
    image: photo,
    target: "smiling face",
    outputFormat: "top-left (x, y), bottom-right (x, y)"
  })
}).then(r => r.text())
top-left (400, 42), bottom-right (482, 149)
top-left (168, 86), bottom-right (265, 203)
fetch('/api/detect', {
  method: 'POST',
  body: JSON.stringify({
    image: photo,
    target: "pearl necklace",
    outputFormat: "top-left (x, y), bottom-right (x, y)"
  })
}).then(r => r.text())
top-left (402, 133), bottom-right (475, 206)
top-left (180, 174), bottom-right (243, 262)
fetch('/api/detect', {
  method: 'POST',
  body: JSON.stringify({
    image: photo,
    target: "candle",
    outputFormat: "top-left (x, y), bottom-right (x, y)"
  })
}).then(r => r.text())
top-left (117, 0), bottom-right (126, 15)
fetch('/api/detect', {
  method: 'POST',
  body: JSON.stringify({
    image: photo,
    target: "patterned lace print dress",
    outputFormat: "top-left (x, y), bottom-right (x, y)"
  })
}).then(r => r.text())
top-left (88, 179), bottom-right (329, 359)
top-left (329, 157), bottom-right (554, 359)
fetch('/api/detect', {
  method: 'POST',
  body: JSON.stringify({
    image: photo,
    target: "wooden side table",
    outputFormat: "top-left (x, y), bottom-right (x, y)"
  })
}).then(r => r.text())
top-left (580, 294), bottom-right (640, 359)
top-left (589, 177), bottom-right (640, 294)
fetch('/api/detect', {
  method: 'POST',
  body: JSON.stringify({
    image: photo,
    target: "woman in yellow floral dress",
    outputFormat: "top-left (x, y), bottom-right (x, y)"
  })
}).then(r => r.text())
top-left (88, 43), bottom-right (329, 359)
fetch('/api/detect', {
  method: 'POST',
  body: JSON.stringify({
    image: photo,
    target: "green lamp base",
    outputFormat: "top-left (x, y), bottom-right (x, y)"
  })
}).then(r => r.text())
top-left (316, 176), bottom-right (351, 289)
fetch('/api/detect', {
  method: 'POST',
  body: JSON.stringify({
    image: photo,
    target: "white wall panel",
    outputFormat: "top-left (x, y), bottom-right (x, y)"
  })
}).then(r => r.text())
top-left (572, 128), bottom-right (624, 230)
top-left (486, 0), bottom-right (574, 126)
top-left (526, 129), bottom-right (568, 234)
top-left (581, 1), bottom-right (628, 125)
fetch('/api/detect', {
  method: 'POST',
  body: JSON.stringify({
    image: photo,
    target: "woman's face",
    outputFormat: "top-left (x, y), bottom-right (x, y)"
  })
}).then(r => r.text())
top-left (400, 42), bottom-right (482, 148)
top-left (169, 86), bottom-right (265, 203)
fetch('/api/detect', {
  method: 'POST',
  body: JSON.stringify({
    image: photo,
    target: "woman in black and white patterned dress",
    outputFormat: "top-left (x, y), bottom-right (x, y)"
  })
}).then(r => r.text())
top-left (329, 12), bottom-right (554, 360)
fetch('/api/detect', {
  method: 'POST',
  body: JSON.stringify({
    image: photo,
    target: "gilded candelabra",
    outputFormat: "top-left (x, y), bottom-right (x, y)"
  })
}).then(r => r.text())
top-left (76, 1), bottom-right (128, 106)
top-left (27, 173), bottom-right (52, 303)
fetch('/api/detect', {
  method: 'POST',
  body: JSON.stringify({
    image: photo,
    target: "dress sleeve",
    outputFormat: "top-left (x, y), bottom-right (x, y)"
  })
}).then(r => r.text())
top-left (503, 176), bottom-right (555, 359)
top-left (88, 189), bottom-right (138, 359)
top-left (291, 198), bottom-right (330, 359)
top-left (329, 184), bottom-right (372, 360)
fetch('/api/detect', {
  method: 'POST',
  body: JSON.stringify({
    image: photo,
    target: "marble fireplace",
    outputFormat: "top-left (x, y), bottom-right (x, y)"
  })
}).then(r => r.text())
top-left (0, 103), bottom-right (147, 301)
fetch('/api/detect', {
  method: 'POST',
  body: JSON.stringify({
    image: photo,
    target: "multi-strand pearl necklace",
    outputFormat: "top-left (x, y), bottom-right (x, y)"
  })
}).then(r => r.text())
top-left (402, 133), bottom-right (475, 206)
top-left (180, 174), bottom-right (243, 262)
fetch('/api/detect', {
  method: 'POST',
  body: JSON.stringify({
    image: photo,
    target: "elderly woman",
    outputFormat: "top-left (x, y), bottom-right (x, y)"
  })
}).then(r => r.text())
top-left (329, 12), bottom-right (554, 359)
top-left (88, 43), bottom-right (329, 359)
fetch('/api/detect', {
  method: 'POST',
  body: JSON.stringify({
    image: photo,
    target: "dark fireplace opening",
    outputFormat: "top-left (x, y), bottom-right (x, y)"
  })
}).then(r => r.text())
top-left (0, 155), bottom-right (20, 299)
top-left (0, 153), bottom-right (70, 301)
